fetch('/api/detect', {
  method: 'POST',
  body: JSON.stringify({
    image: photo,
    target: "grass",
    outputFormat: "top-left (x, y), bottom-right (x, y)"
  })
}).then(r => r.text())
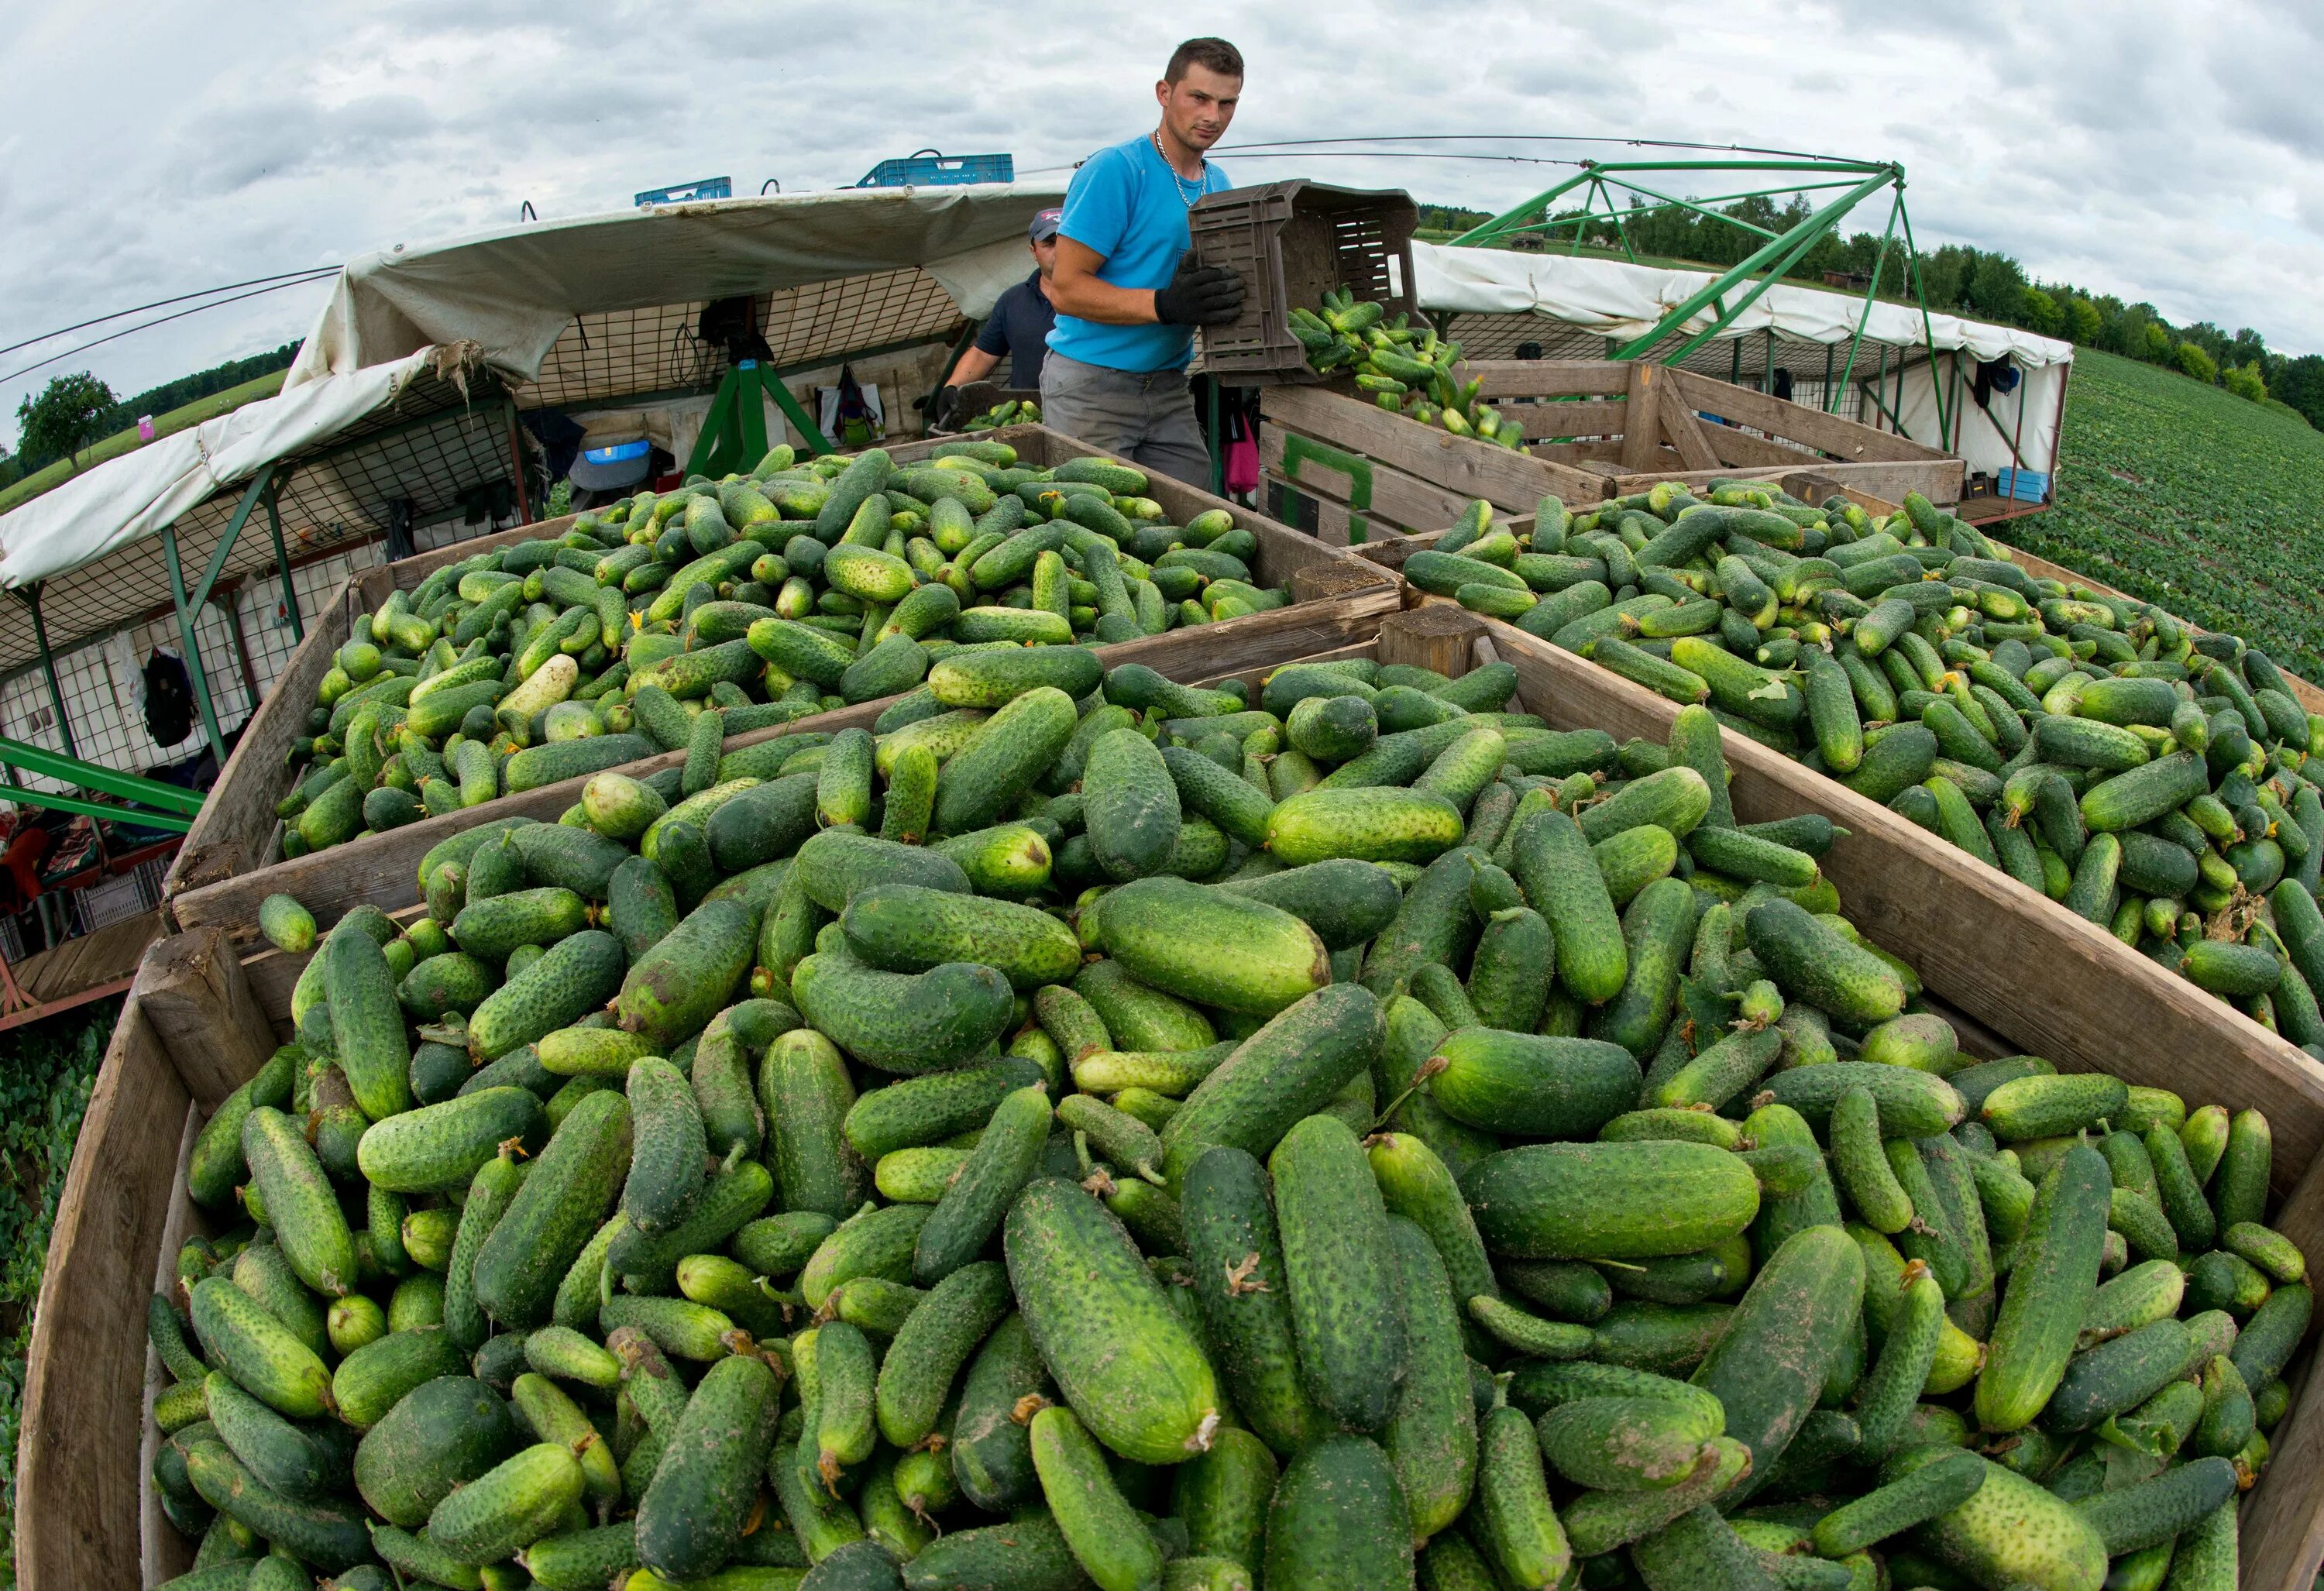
top-left (2006, 349), bottom-right (2324, 679)
top-left (0, 371), bottom-right (288, 518)
top-left (0, 998), bottom-right (117, 1590)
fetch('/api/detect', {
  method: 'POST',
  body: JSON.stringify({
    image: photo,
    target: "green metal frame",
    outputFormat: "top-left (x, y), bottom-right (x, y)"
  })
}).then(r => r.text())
top-left (0, 732), bottom-right (201, 816)
top-left (687, 359), bottom-right (835, 478)
top-left (1449, 156), bottom-right (1949, 444)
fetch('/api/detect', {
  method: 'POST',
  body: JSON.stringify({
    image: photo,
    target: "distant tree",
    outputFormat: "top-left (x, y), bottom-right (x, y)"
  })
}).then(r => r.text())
top-left (2020, 288), bottom-right (2062, 338)
top-left (2140, 322), bottom-right (2174, 364)
top-left (2176, 342), bottom-right (2219, 384)
top-left (2274, 355), bottom-right (2324, 428)
top-left (2223, 359), bottom-right (2268, 402)
top-left (1966, 253), bottom-right (2028, 323)
top-left (2064, 296), bottom-right (2103, 345)
top-left (14, 373), bottom-right (116, 472)
top-left (2229, 327), bottom-right (2269, 369)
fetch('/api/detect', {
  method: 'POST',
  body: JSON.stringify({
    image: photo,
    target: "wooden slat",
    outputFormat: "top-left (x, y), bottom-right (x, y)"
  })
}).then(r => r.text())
top-left (1657, 380), bottom-right (1722, 471)
top-left (1496, 397), bottom-right (1628, 442)
top-left (139, 1107), bottom-right (205, 1590)
top-left (1617, 364), bottom-right (1664, 472)
top-left (161, 575), bottom-right (358, 912)
top-left (1260, 386), bottom-right (1607, 512)
top-left (1700, 424), bottom-right (1821, 470)
top-left (1458, 359), bottom-right (1631, 399)
top-left (1483, 618), bottom-right (2324, 1198)
top-left (1607, 459), bottom-right (1965, 506)
top-left (2242, 1159), bottom-right (2324, 1590)
top-left (1669, 365), bottom-right (1950, 465)
top-left (17, 995), bottom-right (188, 1591)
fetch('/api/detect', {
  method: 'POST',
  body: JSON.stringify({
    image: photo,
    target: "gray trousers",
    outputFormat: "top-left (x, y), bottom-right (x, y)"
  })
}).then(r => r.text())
top-left (1039, 351), bottom-right (1214, 487)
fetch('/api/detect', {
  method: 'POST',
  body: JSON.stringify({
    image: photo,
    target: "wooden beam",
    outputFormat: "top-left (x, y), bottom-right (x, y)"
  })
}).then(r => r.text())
top-left (1668, 366), bottom-right (1948, 464)
top-left (1494, 398), bottom-right (1628, 441)
top-left (1456, 359), bottom-right (1631, 399)
top-left (1261, 386), bottom-right (1607, 513)
top-left (1657, 380), bottom-right (1722, 471)
top-left (1617, 363), bottom-right (1665, 472)
top-left (129, 926), bottom-right (283, 1111)
top-left (1260, 425), bottom-right (1475, 538)
top-left (1377, 607), bottom-right (1485, 678)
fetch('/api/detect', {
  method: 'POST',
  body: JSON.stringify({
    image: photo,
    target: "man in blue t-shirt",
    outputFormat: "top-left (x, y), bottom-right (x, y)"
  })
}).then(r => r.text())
top-left (1041, 36), bottom-right (1247, 484)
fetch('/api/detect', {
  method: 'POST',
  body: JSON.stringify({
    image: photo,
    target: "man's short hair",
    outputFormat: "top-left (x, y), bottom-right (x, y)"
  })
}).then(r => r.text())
top-left (1165, 37), bottom-right (1243, 84)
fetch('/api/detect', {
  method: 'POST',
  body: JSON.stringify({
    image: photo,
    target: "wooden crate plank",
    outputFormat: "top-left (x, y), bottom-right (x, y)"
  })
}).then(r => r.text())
top-left (139, 1106), bottom-right (206, 1590)
top-left (17, 997), bottom-right (188, 1591)
top-left (1260, 425), bottom-right (1475, 537)
top-left (1459, 359), bottom-right (1631, 398)
top-left (1608, 459), bottom-right (1963, 505)
top-left (1260, 386), bottom-right (1607, 511)
top-left (1493, 397), bottom-right (1628, 441)
top-left (1700, 424), bottom-right (1821, 470)
top-left (1617, 364), bottom-right (1664, 472)
top-left (1669, 365), bottom-right (1949, 465)
top-left (1657, 380), bottom-right (1722, 471)
top-left (1483, 617), bottom-right (2324, 1197)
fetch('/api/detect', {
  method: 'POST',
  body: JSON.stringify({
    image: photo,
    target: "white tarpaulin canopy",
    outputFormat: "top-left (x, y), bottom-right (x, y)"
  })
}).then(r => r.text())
top-left (0, 184), bottom-right (1064, 612)
top-left (1411, 242), bottom-right (2072, 479)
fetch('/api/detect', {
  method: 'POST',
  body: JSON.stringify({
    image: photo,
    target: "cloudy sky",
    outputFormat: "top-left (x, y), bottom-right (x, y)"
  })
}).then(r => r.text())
top-left (3, 0), bottom-right (2319, 449)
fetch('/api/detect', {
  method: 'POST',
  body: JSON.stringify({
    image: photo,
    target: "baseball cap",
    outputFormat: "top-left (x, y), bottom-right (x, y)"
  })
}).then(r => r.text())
top-left (1029, 208), bottom-right (1062, 242)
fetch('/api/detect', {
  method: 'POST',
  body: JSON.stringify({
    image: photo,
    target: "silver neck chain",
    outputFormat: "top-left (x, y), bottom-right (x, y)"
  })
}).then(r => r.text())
top-left (1152, 129), bottom-right (1206, 206)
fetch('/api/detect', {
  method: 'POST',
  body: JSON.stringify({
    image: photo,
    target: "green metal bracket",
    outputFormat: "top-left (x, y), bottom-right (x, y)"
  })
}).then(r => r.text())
top-left (689, 360), bottom-right (835, 478)
top-left (1280, 435), bottom-right (1376, 545)
top-left (14, 587), bottom-right (77, 762)
top-left (0, 733), bottom-right (203, 816)
top-left (265, 478), bottom-right (304, 643)
top-left (0, 781), bottom-right (192, 833)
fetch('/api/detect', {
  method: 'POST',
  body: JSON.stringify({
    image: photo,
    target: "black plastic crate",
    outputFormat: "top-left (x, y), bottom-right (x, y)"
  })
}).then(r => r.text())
top-left (1191, 181), bottom-right (1420, 385)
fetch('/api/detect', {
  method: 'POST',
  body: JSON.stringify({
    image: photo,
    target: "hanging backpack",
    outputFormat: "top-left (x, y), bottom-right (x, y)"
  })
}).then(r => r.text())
top-left (830, 364), bottom-right (883, 448)
top-left (143, 649), bottom-right (194, 748)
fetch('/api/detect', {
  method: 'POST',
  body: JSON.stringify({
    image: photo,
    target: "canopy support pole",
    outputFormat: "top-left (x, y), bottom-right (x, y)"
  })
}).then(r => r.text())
top-left (1830, 191), bottom-right (1903, 414)
top-left (507, 399), bottom-right (531, 524)
top-left (1896, 195), bottom-right (1953, 450)
top-left (0, 779), bottom-right (191, 833)
top-left (265, 479), bottom-right (304, 644)
top-left (161, 528), bottom-right (229, 768)
top-left (17, 586), bottom-right (79, 762)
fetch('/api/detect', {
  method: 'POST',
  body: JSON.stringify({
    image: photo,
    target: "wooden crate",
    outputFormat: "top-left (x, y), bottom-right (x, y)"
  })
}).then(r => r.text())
top-left (34, 610), bottom-right (2324, 1589)
top-left (1260, 361), bottom-right (1964, 545)
top-left (163, 424), bottom-right (1397, 944)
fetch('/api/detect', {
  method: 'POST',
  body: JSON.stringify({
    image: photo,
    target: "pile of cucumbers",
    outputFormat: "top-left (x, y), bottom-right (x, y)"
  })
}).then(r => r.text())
top-left (276, 442), bottom-right (1289, 863)
top-left (1412, 479), bottom-right (2324, 1036)
top-left (1291, 289), bottom-right (1523, 448)
top-left (151, 643), bottom-right (2303, 1591)
top-left (958, 398), bottom-right (1042, 430)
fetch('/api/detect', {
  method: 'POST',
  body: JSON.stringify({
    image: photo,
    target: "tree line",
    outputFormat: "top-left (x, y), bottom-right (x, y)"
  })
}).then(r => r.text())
top-left (1420, 194), bottom-right (2322, 430)
top-left (0, 341), bottom-right (299, 487)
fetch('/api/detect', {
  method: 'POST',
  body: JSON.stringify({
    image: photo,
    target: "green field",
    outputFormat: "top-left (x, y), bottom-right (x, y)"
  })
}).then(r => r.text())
top-left (0, 371), bottom-right (287, 518)
top-left (2008, 349), bottom-right (2324, 679)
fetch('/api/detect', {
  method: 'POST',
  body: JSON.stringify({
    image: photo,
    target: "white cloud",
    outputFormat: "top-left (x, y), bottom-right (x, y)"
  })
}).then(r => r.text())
top-left (5, 0), bottom-right (2322, 449)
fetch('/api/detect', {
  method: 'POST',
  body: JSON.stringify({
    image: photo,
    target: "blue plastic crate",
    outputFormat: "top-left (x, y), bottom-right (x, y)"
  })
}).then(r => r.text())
top-left (1996, 467), bottom-right (2049, 502)
top-left (855, 150), bottom-right (1012, 189)
top-left (634, 177), bottom-right (731, 206)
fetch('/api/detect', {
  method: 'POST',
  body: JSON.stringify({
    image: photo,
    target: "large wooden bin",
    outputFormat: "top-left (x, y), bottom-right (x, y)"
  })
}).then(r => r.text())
top-left (160, 423), bottom-right (1397, 943)
top-left (29, 611), bottom-right (2324, 1589)
top-left (1260, 360), bottom-right (1964, 545)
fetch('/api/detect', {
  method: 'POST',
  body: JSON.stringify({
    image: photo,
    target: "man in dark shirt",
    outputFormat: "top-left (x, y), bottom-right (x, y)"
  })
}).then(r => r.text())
top-left (938, 209), bottom-right (1061, 422)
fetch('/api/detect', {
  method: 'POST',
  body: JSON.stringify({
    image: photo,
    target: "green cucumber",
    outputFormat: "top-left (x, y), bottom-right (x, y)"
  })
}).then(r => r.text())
top-left (1262, 1435), bottom-right (1415, 1591)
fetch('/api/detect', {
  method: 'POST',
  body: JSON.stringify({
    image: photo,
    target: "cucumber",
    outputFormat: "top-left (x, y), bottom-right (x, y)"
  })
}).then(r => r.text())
top-left (473, 1088), bottom-right (632, 1329)
top-left (1262, 1435), bottom-right (1415, 1591)
top-left (1690, 1223), bottom-right (1865, 1483)
top-left (239, 1106), bottom-right (357, 1297)
top-left (1428, 1028), bottom-right (1641, 1139)
top-left (845, 884), bottom-right (1081, 991)
top-left (1084, 727), bottom-right (1183, 880)
top-left (950, 1311), bottom-right (1054, 1513)
top-left (187, 1044), bottom-right (297, 1208)
top-left (1882, 1446), bottom-right (2106, 1591)
top-left (1267, 785), bottom-right (1464, 868)
top-left (1031, 1404), bottom-right (1167, 1591)
top-left (1093, 877), bottom-right (1329, 1015)
top-left (913, 1083), bottom-right (1051, 1284)
top-left (425, 1442), bottom-right (586, 1566)
top-left (1975, 1142), bottom-right (2111, 1431)
top-left (356, 1087), bottom-right (547, 1194)
top-left (1511, 809), bottom-right (1628, 1002)
top-left (1466, 1140), bottom-right (1762, 1260)
top-left (1270, 1114), bottom-right (1408, 1435)
top-left (617, 898), bottom-right (757, 1051)
top-left (467, 930), bottom-right (627, 1061)
top-left (634, 1353), bottom-right (784, 1580)
top-left (352, 1376), bottom-right (517, 1528)
top-left (182, 1442), bottom-right (372, 1573)
top-left (1158, 984), bottom-right (1384, 1191)
top-left (1181, 1146), bottom-right (1329, 1456)
top-left (1741, 898), bottom-right (1906, 1025)
top-left (933, 686), bottom-right (1079, 835)
top-left (875, 1259), bottom-right (1010, 1449)
top-left (187, 1277), bottom-right (334, 1421)
top-left (325, 927), bottom-right (414, 1122)
top-left (791, 945), bottom-right (1014, 1074)
top-left (1003, 1177), bottom-right (1221, 1464)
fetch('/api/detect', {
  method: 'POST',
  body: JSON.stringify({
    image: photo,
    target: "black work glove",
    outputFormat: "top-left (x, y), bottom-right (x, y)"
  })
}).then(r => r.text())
top-left (933, 385), bottom-right (964, 431)
top-left (1153, 248), bottom-right (1245, 327)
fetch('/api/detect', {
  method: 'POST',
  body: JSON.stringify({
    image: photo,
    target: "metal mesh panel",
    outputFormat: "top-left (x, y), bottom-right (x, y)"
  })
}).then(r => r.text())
top-left (525, 269), bottom-right (968, 411)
